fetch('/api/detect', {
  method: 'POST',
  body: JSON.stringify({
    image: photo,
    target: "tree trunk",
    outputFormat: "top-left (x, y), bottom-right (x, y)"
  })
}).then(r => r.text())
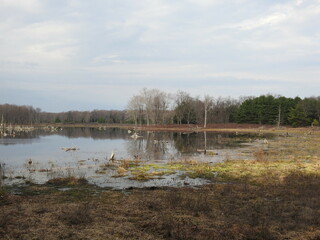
top-left (204, 107), bottom-right (207, 128)
top-left (277, 104), bottom-right (281, 128)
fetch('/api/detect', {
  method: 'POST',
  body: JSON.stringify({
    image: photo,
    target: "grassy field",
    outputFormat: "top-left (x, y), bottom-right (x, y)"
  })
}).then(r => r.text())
top-left (1, 127), bottom-right (320, 239)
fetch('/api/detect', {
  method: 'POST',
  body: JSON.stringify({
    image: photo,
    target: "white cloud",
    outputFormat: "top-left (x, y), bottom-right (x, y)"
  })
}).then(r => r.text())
top-left (295, 0), bottom-right (304, 6)
top-left (84, 60), bottom-right (320, 86)
top-left (0, 20), bottom-right (79, 69)
top-left (217, 0), bottom-right (319, 33)
top-left (0, 0), bottom-right (42, 12)
top-left (92, 54), bottom-right (125, 64)
top-left (25, 41), bottom-right (77, 61)
top-left (236, 12), bottom-right (287, 30)
top-left (103, 0), bottom-right (178, 44)
top-left (15, 21), bottom-right (76, 41)
top-left (187, 0), bottom-right (219, 7)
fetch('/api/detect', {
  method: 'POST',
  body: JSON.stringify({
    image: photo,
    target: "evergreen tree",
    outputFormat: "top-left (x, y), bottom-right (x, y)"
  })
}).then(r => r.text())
top-left (288, 104), bottom-right (310, 127)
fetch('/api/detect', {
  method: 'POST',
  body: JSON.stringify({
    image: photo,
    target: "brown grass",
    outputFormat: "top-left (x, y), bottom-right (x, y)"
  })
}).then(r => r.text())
top-left (46, 176), bottom-right (88, 186)
top-left (58, 202), bottom-right (93, 225)
top-left (254, 149), bottom-right (267, 161)
top-left (0, 173), bottom-right (320, 239)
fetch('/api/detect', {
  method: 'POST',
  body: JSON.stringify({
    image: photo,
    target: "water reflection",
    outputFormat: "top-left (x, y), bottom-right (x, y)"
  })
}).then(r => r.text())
top-left (0, 127), bottom-right (265, 164)
top-left (126, 131), bottom-right (177, 161)
top-left (0, 127), bottom-right (270, 189)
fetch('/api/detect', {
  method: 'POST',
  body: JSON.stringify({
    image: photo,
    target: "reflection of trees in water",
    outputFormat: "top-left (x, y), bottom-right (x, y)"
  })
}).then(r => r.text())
top-left (173, 132), bottom-right (200, 153)
top-left (173, 132), bottom-right (243, 153)
top-left (125, 132), bottom-right (174, 160)
top-left (204, 132), bottom-right (242, 150)
top-left (12, 128), bottom-right (129, 140)
top-left (4, 128), bottom-right (260, 157)
top-left (0, 130), bottom-right (41, 145)
top-left (61, 128), bottom-right (128, 139)
top-left (126, 138), bottom-right (144, 159)
top-left (0, 138), bottom-right (39, 145)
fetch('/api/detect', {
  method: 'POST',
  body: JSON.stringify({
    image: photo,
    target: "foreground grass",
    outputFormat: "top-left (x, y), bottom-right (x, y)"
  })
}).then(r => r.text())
top-left (1, 173), bottom-right (319, 240)
top-left (0, 129), bottom-right (319, 239)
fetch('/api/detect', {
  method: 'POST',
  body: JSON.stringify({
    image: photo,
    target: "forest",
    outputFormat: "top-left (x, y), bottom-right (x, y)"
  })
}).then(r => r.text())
top-left (1, 88), bottom-right (320, 127)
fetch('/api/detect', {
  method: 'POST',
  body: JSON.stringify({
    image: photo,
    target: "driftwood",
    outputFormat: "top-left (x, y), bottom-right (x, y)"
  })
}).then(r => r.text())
top-left (62, 147), bottom-right (79, 152)
top-left (130, 133), bottom-right (142, 139)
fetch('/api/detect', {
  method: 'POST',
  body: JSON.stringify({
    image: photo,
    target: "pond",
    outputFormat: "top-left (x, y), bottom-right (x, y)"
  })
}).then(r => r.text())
top-left (0, 127), bottom-right (268, 189)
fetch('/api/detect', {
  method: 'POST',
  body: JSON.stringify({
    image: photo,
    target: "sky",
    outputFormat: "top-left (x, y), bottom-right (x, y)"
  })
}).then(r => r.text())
top-left (0, 0), bottom-right (320, 112)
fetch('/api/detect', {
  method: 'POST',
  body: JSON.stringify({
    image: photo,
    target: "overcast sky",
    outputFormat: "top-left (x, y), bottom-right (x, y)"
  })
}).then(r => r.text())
top-left (1, 0), bottom-right (319, 112)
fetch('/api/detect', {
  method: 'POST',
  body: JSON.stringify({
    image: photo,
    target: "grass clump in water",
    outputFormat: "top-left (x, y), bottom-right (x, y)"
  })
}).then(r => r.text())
top-left (129, 164), bottom-right (176, 180)
top-left (47, 176), bottom-right (88, 186)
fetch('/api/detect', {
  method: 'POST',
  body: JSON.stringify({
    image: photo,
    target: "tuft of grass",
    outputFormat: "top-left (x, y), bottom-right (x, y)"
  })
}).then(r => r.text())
top-left (47, 176), bottom-right (88, 186)
top-left (129, 165), bottom-right (176, 180)
top-left (206, 151), bottom-right (217, 156)
top-left (116, 166), bottom-right (128, 177)
top-left (253, 149), bottom-right (267, 161)
top-left (119, 159), bottom-right (141, 169)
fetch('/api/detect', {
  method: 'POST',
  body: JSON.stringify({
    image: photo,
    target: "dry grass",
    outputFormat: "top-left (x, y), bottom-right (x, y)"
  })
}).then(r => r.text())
top-left (1, 172), bottom-right (319, 239)
top-left (116, 166), bottom-right (128, 177)
top-left (46, 176), bottom-right (88, 186)
top-left (58, 202), bottom-right (93, 225)
top-left (254, 149), bottom-right (267, 161)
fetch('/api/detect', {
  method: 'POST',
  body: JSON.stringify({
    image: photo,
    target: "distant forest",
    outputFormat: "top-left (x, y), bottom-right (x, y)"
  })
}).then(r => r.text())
top-left (1, 89), bottom-right (320, 127)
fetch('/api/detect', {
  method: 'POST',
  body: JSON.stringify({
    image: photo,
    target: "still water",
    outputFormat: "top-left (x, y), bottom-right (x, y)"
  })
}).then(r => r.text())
top-left (0, 127), bottom-right (259, 189)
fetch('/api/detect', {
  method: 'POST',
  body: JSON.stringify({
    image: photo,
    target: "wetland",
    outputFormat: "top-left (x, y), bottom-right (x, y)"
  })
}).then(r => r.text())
top-left (1, 125), bottom-right (320, 239)
top-left (0, 127), bottom-right (271, 188)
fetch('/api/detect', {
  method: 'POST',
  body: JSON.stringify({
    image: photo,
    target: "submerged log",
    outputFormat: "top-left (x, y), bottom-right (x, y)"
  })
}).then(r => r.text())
top-left (62, 147), bottom-right (79, 152)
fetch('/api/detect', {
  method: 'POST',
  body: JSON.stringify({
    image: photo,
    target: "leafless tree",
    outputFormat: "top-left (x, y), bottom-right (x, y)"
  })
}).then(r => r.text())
top-left (203, 95), bottom-right (213, 128)
top-left (127, 95), bottom-right (144, 125)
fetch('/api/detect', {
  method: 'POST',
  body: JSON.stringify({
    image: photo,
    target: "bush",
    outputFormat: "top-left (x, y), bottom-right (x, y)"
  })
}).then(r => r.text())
top-left (312, 119), bottom-right (319, 127)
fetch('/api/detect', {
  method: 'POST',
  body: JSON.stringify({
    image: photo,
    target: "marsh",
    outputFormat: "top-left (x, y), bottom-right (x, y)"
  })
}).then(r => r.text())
top-left (0, 127), bottom-right (268, 188)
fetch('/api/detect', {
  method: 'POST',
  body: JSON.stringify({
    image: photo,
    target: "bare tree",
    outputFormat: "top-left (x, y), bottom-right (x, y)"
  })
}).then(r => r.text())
top-left (127, 95), bottom-right (144, 125)
top-left (151, 90), bottom-right (171, 124)
top-left (141, 88), bottom-right (153, 126)
top-left (203, 95), bottom-right (213, 128)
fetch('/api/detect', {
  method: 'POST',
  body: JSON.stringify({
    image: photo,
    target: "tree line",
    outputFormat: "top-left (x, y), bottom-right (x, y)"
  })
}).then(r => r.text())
top-left (237, 95), bottom-right (320, 127)
top-left (126, 89), bottom-right (240, 126)
top-left (127, 88), bottom-right (320, 127)
top-left (1, 89), bottom-right (320, 127)
top-left (0, 104), bottom-right (126, 125)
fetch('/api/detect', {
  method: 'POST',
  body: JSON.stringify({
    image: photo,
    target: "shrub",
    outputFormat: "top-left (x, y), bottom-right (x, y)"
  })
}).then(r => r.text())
top-left (312, 119), bottom-right (319, 127)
